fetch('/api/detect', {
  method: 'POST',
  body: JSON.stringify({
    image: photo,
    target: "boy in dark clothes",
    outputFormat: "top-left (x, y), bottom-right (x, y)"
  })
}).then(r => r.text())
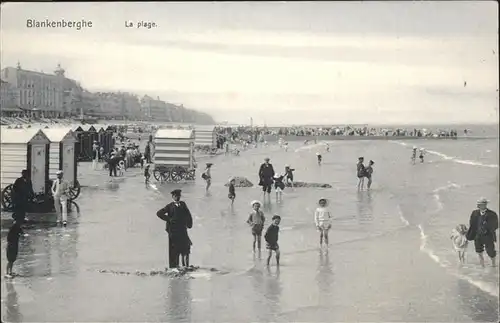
top-left (265, 215), bottom-right (281, 267)
top-left (228, 178), bottom-right (236, 205)
top-left (5, 221), bottom-right (24, 278)
top-left (144, 164), bottom-right (151, 184)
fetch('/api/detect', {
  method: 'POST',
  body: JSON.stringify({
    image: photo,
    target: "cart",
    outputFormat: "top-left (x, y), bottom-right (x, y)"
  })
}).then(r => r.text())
top-left (153, 129), bottom-right (196, 182)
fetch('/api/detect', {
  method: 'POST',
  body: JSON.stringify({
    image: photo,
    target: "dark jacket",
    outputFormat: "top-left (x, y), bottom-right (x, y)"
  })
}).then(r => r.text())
top-left (156, 201), bottom-right (193, 239)
top-left (467, 209), bottom-right (498, 242)
top-left (259, 163), bottom-right (275, 184)
top-left (12, 177), bottom-right (34, 203)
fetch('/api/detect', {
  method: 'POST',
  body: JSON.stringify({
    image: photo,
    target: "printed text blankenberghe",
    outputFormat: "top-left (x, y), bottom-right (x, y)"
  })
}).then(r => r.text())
top-left (26, 19), bottom-right (93, 30)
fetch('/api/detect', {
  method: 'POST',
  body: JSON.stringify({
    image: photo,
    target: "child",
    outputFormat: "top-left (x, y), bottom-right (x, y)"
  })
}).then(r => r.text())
top-left (265, 215), bottom-right (281, 267)
top-left (118, 159), bottom-right (125, 176)
top-left (357, 157), bottom-right (366, 190)
top-left (314, 198), bottom-right (332, 247)
top-left (5, 221), bottom-right (24, 278)
top-left (325, 143), bottom-right (330, 152)
top-left (364, 160), bottom-right (375, 189)
top-left (284, 165), bottom-right (295, 187)
top-left (144, 164), bottom-right (151, 184)
top-left (273, 174), bottom-right (285, 202)
top-left (284, 142), bottom-right (289, 152)
top-left (316, 152), bottom-right (322, 165)
top-left (228, 178), bottom-right (236, 205)
top-left (450, 224), bottom-right (468, 264)
top-left (202, 163), bottom-right (213, 191)
top-left (419, 148), bottom-right (425, 163)
top-left (411, 146), bottom-right (417, 164)
top-left (247, 200), bottom-right (265, 253)
top-left (181, 237), bottom-right (193, 268)
top-left (140, 155), bottom-right (145, 169)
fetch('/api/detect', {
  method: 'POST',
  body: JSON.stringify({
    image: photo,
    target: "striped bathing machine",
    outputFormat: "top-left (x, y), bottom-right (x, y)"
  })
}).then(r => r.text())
top-left (153, 129), bottom-right (196, 182)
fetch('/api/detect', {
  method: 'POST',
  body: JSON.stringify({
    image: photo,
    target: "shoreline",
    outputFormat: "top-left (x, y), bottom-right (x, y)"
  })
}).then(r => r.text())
top-left (262, 135), bottom-right (497, 142)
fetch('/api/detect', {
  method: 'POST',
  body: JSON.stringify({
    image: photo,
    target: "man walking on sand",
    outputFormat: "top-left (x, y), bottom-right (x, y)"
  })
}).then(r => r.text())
top-left (467, 197), bottom-right (498, 267)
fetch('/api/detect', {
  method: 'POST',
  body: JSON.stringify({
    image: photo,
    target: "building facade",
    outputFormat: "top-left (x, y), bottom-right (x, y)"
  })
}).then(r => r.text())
top-left (140, 95), bottom-right (169, 120)
top-left (0, 63), bottom-right (81, 117)
top-left (0, 80), bottom-right (20, 113)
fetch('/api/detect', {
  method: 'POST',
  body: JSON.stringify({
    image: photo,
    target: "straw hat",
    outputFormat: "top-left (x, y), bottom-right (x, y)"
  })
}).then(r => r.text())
top-left (251, 200), bottom-right (262, 207)
top-left (477, 197), bottom-right (489, 204)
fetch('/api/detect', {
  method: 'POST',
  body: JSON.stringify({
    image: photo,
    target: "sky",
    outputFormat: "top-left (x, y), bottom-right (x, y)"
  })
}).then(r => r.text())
top-left (1, 1), bottom-right (498, 126)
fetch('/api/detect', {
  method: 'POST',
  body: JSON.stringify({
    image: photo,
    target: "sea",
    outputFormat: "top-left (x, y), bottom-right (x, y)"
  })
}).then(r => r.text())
top-left (1, 127), bottom-right (498, 322)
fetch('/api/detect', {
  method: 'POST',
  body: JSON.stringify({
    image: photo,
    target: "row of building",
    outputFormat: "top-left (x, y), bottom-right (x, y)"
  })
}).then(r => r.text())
top-left (0, 63), bottom-right (214, 123)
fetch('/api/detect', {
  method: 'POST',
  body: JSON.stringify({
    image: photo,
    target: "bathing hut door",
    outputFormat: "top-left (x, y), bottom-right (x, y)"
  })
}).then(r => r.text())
top-left (30, 132), bottom-right (49, 194)
top-left (62, 132), bottom-right (77, 186)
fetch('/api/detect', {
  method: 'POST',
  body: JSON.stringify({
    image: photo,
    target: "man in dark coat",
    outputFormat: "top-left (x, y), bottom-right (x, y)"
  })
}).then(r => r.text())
top-left (11, 170), bottom-right (34, 222)
top-left (258, 157), bottom-right (275, 197)
top-left (466, 197), bottom-right (498, 267)
top-left (156, 189), bottom-right (193, 268)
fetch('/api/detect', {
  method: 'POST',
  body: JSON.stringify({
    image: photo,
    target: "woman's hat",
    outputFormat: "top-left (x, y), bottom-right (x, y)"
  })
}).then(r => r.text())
top-left (264, 157), bottom-right (270, 161)
top-left (319, 198), bottom-right (327, 203)
top-left (251, 200), bottom-right (261, 207)
top-left (285, 164), bottom-right (290, 168)
top-left (56, 170), bottom-right (63, 175)
top-left (358, 157), bottom-right (364, 160)
top-left (316, 152), bottom-right (320, 155)
top-left (369, 160), bottom-right (374, 164)
top-left (273, 174), bottom-right (280, 178)
top-left (477, 197), bottom-right (489, 204)
top-left (171, 189), bottom-right (182, 196)
top-left (228, 177), bottom-right (235, 182)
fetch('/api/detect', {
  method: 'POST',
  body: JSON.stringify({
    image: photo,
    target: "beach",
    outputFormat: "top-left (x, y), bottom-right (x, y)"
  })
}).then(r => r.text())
top-left (1, 138), bottom-right (499, 322)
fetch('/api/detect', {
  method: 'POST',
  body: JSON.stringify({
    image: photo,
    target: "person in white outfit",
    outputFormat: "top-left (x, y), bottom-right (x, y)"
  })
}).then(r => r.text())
top-left (52, 170), bottom-right (70, 226)
top-left (92, 141), bottom-right (99, 170)
top-left (314, 198), bottom-right (332, 247)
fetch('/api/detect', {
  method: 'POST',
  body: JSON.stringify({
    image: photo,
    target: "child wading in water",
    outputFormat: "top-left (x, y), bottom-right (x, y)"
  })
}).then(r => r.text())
top-left (364, 160), bottom-right (374, 189)
top-left (357, 157), bottom-right (366, 190)
top-left (314, 198), bottom-right (332, 248)
top-left (5, 221), bottom-right (24, 278)
top-left (144, 164), bottom-right (151, 184)
top-left (284, 165), bottom-right (295, 187)
top-left (316, 152), bottom-right (322, 165)
top-left (273, 174), bottom-right (285, 202)
top-left (228, 178), bottom-right (236, 206)
top-left (265, 215), bottom-right (281, 267)
top-left (202, 163), bottom-right (213, 191)
top-left (247, 200), bottom-right (265, 254)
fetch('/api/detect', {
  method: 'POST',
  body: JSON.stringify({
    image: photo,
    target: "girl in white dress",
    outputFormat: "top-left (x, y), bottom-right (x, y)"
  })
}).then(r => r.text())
top-left (314, 198), bottom-right (332, 247)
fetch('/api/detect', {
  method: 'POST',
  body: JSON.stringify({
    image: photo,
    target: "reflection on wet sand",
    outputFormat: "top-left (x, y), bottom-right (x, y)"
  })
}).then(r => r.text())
top-left (316, 249), bottom-right (333, 298)
top-left (4, 281), bottom-right (22, 323)
top-left (264, 266), bottom-right (282, 320)
top-left (356, 190), bottom-right (374, 222)
top-left (165, 278), bottom-right (192, 322)
top-left (457, 279), bottom-right (499, 322)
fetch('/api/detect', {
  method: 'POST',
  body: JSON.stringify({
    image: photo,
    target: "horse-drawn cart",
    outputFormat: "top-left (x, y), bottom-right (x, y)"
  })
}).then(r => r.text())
top-left (153, 129), bottom-right (196, 182)
top-left (1, 128), bottom-right (52, 212)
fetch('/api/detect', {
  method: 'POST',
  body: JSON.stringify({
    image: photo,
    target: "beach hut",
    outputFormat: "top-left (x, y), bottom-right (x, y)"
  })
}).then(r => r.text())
top-left (1, 128), bottom-right (50, 210)
top-left (153, 129), bottom-right (195, 181)
top-left (194, 125), bottom-right (217, 149)
top-left (41, 127), bottom-right (81, 200)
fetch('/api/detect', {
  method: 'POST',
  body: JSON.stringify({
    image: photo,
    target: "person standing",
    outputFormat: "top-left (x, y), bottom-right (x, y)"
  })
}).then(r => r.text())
top-left (5, 221), bottom-right (24, 278)
top-left (51, 170), bottom-right (70, 226)
top-left (258, 157), bottom-right (275, 198)
top-left (108, 152), bottom-right (119, 177)
top-left (11, 170), bottom-right (34, 223)
top-left (202, 163), bottom-right (213, 191)
top-left (466, 197), bottom-right (498, 267)
top-left (92, 141), bottom-right (99, 170)
top-left (356, 157), bottom-right (366, 190)
top-left (364, 160), bottom-right (375, 190)
top-left (156, 189), bottom-right (193, 269)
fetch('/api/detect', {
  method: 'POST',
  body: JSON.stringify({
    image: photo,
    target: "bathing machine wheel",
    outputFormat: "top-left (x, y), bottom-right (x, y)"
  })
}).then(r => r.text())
top-left (1, 184), bottom-right (14, 211)
top-left (170, 167), bottom-right (184, 182)
top-left (68, 180), bottom-right (81, 200)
